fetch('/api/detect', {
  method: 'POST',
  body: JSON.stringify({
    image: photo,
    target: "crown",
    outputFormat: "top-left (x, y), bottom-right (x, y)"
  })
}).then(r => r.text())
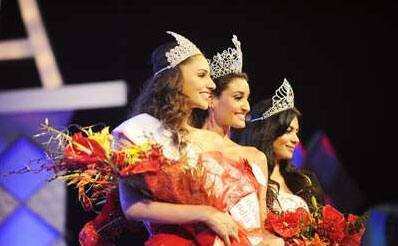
top-left (251, 78), bottom-right (295, 122)
top-left (209, 35), bottom-right (243, 79)
top-left (154, 31), bottom-right (202, 77)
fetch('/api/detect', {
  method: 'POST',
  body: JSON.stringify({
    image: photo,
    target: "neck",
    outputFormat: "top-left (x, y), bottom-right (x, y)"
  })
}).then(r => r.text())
top-left (270, 161), bottom-right (282, 179)
top-left (203, 118), bottom-right (231, 138)
top-left (271, 161), bottom-right (293, 193)
top-left (181, 108), bottom-right (195, 133)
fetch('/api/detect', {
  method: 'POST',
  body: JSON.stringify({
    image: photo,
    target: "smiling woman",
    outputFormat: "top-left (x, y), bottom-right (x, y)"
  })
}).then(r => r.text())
top-left (272, 116), bottom-right (300, 161)
top-left (190, 34), bottom-right (285, 245)
top-left (238, 79), bottom-right (325, 213)
top-left (112, 32), bottom-right (277, 246)
top-left (179, 55), bottom-right (214, 110)
top-left (193, 35), bottom-right (251, 136)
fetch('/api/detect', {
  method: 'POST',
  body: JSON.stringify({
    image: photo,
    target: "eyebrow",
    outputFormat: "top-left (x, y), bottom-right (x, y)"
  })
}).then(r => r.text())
top-left (197, 69), bottom-right (209, 73)
top-left (233, 91), bottom-right (250, 96)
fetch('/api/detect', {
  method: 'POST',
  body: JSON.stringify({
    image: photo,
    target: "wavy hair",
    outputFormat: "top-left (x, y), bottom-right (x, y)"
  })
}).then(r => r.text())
top-left (237, 99), bottom-right (324, 211)
top-left (132, 42), bottom-right (200, 149)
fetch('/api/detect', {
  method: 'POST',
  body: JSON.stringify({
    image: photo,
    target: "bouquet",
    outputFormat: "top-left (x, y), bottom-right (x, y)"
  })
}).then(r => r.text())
top-left (37, 120), bottom-right (161, 210)
top-left (264, 197), bottom-right (366, 246)
top-left (38, 120), bottom-right (256, 246)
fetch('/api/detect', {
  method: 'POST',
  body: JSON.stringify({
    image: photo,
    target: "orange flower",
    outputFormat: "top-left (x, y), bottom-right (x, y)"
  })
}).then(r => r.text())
top-left (309, 234), bottom-right (328, 246)
top-left (65, 132), bottom-right (107, 165)
top-left (266, 208), bottom-right (311, 238)
top-left (119, 147), bottom-right (163, 176)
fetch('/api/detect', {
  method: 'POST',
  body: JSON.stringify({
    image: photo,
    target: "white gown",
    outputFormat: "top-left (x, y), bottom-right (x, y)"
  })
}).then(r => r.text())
top-left (272, 190), bottom-right (309, 212)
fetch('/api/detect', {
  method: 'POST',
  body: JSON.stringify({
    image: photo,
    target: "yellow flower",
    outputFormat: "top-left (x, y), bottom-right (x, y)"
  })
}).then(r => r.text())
top-left (121, 142), bottom-right (153, 165)
top-left (87, 127), bottom-right (113, 157)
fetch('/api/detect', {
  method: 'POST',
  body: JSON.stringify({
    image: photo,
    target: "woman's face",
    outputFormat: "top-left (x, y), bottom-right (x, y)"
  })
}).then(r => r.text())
top-left (180, 55), bottom-right (216, 110)
top-left (212, 77), bottom-right (250, 129)
top-left (273, 116), bottom-right (300, 161)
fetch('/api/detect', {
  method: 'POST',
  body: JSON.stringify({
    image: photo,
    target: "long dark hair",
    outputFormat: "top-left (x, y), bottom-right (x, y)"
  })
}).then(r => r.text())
top-left (133, 42), bottom-right (199, 149)
top-left (192, 72), bottom-right (249, 128)
top-left (238, 99), bottom-right (324, 211)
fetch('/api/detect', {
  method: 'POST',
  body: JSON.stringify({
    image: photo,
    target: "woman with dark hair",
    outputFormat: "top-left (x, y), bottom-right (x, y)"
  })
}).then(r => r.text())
top-left (238, 79), bottom-right (324, 213)
top-left (191, 35), bottom-right (284, 245)
top-left (111, 32), bottom-right (272, 246)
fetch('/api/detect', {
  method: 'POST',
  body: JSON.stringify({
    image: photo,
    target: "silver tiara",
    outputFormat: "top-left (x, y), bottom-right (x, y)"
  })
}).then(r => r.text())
top-left (209, 34), bottom-right (243, 79)
top-left (251, 78), bottom-right (295, 122)
top-left (154, 31), bottom-right (202, 77)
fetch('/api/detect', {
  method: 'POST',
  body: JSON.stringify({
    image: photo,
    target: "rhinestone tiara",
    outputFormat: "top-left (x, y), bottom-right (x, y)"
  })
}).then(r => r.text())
top-left (209, 34), bottom-right (243, 79)
top-left (154, 31), bottom-right (202, 77)
top-left (251, 78), bottom-right (295, 122)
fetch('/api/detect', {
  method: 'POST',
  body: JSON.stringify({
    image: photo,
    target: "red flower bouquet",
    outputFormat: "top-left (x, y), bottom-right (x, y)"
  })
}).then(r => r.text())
top-left (39, 121), bottom-right (257, 246)
top-left (265, 199), bottom-right (367, 246)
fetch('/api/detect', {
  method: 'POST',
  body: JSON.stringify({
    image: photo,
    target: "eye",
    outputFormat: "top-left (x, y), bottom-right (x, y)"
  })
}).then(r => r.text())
top-left (198, 71), bottom-right (208, 78)
top-left (286, 127), bottom-right (293, 133)
top-left (234, 95), bottom-right (243, 101)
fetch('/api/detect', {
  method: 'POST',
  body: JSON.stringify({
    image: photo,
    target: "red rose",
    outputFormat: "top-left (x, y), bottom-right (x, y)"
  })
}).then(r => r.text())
top-left (317, 205), bottom-right (346, 243)
top-left (341, 214), bottom-right (365, 246)
top-left (266, 208), bottom-right (311, 238)
top-left (79, 221), bottom-right (112, 246)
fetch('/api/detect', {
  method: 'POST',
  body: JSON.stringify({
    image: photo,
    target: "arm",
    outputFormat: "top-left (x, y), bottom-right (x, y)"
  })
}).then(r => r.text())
top-left (119, 178), bottom-right (239, 245)
top-left (115, 133), bottom-right (219, 224)
top-left (114, 132), bottom-right (239, 245)
top-left (119, 180), bottom-right (213, 224)
top-left (254, 150), bottom-right (268, 229)
top-left (253, 151), bottom-right (285, 246)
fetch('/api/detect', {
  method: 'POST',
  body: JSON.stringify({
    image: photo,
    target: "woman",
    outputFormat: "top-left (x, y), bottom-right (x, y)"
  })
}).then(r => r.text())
top-left (238, 79), bottom-right (324, 213)
top-left (112, 32), bottom-right (269, 246)
top-left (192, 35), bottom-right (284, 245)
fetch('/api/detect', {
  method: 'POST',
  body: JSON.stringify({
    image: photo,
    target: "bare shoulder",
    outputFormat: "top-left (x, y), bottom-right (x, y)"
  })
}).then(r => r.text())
top-left (188, 128), bottom-right (224, 151)
top-left (242, 146), bottom-right (267, 163)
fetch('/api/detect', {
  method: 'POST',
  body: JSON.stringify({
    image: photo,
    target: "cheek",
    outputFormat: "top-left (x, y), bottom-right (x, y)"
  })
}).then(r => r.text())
top-left (273, 139), bottom-right (286, 153)
top-left (191, 78), bottom-right (204, 90)
top-left (183, 83), bottom-right (198, 99)
top-left (181, 80), bottom-right (190, 94)
top-left (220, 102), bottom-right (235, 119)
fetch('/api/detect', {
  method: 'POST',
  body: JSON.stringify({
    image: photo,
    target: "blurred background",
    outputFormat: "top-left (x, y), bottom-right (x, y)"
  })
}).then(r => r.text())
top-left (0, 0), bottom-right (395, 245)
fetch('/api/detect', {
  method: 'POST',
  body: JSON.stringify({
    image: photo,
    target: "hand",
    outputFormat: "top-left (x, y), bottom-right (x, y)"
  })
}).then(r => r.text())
top-left (200, 206), bottom-right (240, 246)
top-left (112, 133), bottom-right (134, 150)
top-left (261, 231), bottom-right (284, 246)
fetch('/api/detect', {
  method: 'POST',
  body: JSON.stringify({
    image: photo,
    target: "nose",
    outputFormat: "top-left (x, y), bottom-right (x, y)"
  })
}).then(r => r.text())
top-left (242, 99), bottom-right (250, 113)
top-left (291, 132), bottom-right (300, 144)
top-left (207, 77), bottom-right (216, 91)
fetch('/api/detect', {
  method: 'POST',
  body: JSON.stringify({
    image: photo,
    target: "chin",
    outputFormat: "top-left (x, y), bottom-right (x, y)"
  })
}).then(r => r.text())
top-left (284, 153), bottom-right (294, 160)
top-left (197, 102), bottom-right (209, 110)
top-left (232, 122), bottom-right (246, 129)
top-left (191, 100), bottom-right (209, 110)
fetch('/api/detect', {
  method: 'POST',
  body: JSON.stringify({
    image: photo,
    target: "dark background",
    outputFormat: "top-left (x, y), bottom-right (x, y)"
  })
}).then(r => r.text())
top-left (1, 0), bottom-right (395, 244)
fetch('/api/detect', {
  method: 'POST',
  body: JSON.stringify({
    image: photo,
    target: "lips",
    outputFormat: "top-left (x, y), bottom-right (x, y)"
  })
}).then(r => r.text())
top-left (286, 145), bottom-right (296, 152)
top-left (235, 113), bottom-right (246, 121)
top-left (199, 91), bottom-right (211, 100)
top-left (199, 91), bottom-right (211, 96)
